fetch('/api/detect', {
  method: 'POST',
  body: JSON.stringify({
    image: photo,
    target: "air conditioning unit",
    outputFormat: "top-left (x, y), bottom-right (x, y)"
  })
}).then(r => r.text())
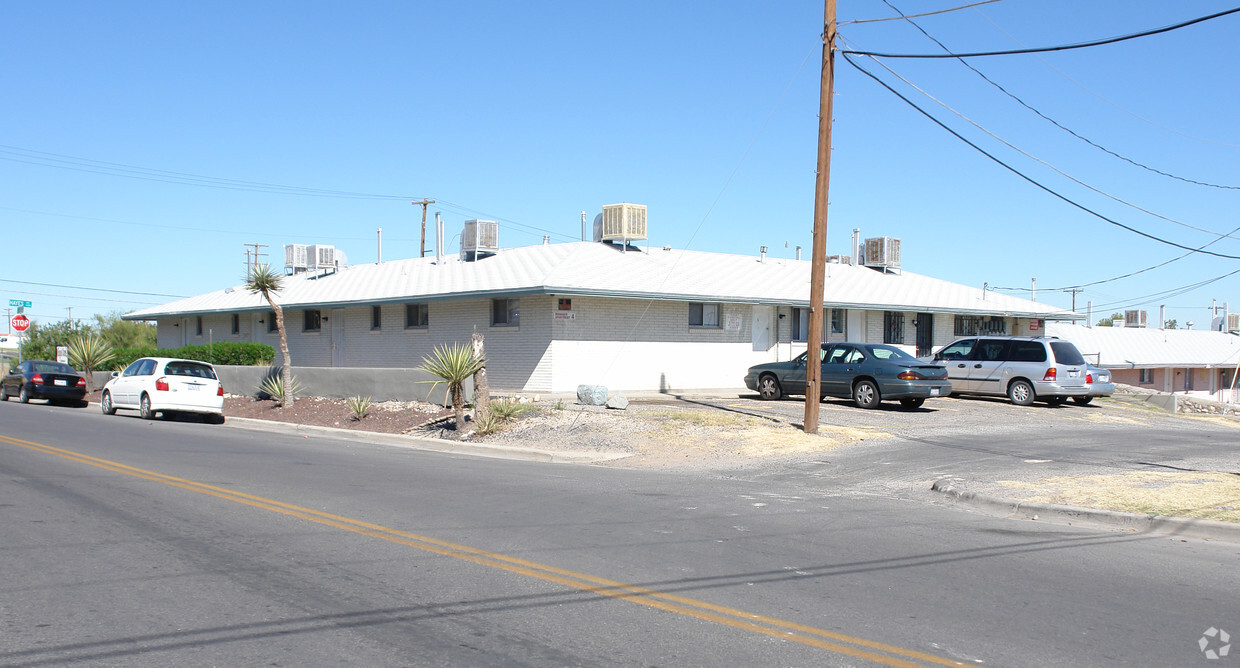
top-left (460, 220), bottom-right (500, 260)
top-left (600, 203), bottom-right (648, 243)
top-left (1124, 309), bottom-right (1148, 328)
top-left (863, 237), bottom-right (901, 270)
top-left (826, 255), bottom-right (852, 265)
top-left (284, 244), bottom-right (308, 273)
top-left (1228, 313), bottom-right (1240, 332)
top-left (309, 244), bottom-right (336, 270)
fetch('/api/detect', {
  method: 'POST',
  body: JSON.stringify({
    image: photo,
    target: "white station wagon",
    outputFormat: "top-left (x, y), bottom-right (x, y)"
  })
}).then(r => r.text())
top-left (102, 357), bottom-right (225, 423)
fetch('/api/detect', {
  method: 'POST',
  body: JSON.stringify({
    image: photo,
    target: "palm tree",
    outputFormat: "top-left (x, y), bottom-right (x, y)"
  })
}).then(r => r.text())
top-left (419, 342), bottom-right (485, 439)
top-left (244, 263), bottom-right (294, 407)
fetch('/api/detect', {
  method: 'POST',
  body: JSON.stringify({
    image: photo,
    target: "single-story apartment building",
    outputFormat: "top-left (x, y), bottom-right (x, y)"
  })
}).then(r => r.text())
top-left (1046, 321), bottom-right (1240, 402)
top-left (124, 237), bottom-right (1080, 393)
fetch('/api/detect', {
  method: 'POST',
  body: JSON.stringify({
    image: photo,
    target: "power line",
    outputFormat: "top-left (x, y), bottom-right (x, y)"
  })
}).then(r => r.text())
top-left (876, 0), bottom-right (1240, 190)
top-left (840, 6), bottom-right (1240, 58)
top-left (0, 278), bottom-right (186, 298)
top-left (840, 51), bottom-right (1240, 260)
top-left (841, 0), bottom-right (1003, 25)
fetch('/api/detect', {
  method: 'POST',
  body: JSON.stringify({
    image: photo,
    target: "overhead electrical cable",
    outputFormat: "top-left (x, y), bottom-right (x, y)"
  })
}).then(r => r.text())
top-left (841, 0), bottom-right (1003, 25)
top-left (840, 6), bottom-right (1240, 58)
top-left (879, 0), bottom-right (1240, 190)
top-left (1085, 268), bottom-right (1240, 312)
top-left (854, 45), bottom-right (1240, 240)
top-left (0, 278), bottom-right (187, 298)
top-left (973, 8), bottom-right (1240, 149)
top-left (840, 51), bottom-right (1240, 260)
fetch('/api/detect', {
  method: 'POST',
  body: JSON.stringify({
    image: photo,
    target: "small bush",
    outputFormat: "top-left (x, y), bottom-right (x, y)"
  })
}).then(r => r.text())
top-left (490, 398), bottom-right (535, 421)
top-left (348, 395), bottom-right (372, 421)
top-left (258, 375), bottom-right (303, 407)
top-left (472, 410), bottom-right (501, 435)
top-left (111, 342), bottom-right (275, 370)
top-left (553, 398), bottom-right (565, 411)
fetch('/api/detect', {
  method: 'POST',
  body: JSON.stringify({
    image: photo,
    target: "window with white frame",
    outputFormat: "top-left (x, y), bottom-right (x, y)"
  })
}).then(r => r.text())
top-left (303, 309), bottom-right (322, 333)
top-left (195, 316), bottom-right (203, 336)
top-left (689, 302), bottom-right (720, 328)
top-left (491, 299), bottom-right (519, 327)
top-left (954, 315), bottom-right (1008, 336)
top-left (830, 308), bottom-right (845, 335)
top-left (791, 308), bottom-right (808, 341)
top-left (267, 311), bottom-right (278, 333)
top-left (231, 314), bottom-right (240, 335)
top-left (371, 305), bottom-right (382, 331)
top-left (1139, 368), bottom-right (1153, 384)
top-left (883, 311), bottom-right (905, 344)
top-left (405, 303), bottom-right (428, 329)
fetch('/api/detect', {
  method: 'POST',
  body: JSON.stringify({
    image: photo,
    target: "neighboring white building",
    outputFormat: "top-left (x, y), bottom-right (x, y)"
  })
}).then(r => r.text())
top-left (1046, 322), bottom-right (1240, 402)
top-left (124, 239), bottom-right (1079, 393)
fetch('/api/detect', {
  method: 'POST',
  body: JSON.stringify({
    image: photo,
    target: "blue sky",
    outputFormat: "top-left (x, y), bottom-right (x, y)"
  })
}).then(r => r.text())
top-left (3, 1), bottom-right (1238, 330)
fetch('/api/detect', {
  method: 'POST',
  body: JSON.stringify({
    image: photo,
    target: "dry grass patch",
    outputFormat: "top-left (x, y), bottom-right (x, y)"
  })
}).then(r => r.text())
top-left (997, 471), bottom-right (1240, 522)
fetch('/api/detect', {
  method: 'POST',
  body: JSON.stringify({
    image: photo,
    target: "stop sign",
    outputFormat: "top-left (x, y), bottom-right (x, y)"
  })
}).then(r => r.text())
top-left (11, 314), bottom-right (30, 332)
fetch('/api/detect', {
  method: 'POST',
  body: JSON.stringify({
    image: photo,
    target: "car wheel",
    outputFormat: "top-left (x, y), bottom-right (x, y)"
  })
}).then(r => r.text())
top-left (757, 374), bottom-right (783, 401)
top-left (1008, 380), bottom-right (1036, 406)
top-left (899, 397), bottom-right (925, 410)
top-left (1072, 396), bottom-right (1093, 405)
top-left (208, 413), bottom-right (226, 425)
top-left (853, 380), bottom-right (881, 409)
top-left (101, 391), bottom-right (116, 415)
top-left (139, 394), bottom-right (155, 420)
top-left (19, 385), bottom-right (29, 403)
top-left (0, 384), bottom-right (7, 401)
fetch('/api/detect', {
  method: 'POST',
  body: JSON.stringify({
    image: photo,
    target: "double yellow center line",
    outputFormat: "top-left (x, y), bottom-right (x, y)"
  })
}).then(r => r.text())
top-left (2, 433), bottom-right (967, 667)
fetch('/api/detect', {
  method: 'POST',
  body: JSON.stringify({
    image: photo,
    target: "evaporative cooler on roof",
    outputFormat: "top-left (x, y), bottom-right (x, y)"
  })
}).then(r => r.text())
top-left (600, 203), bottom-right (648, 244)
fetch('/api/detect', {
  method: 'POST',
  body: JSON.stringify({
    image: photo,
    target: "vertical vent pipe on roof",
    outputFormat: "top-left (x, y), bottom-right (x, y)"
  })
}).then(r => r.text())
top-left (377, 227), bottom-right (382, 264)
top-left (435, 212), bottom-right (444, 264)
top-left (796, 245), bottom-right (802, 261)
top-left (851, 228), bottom-right (861, 265)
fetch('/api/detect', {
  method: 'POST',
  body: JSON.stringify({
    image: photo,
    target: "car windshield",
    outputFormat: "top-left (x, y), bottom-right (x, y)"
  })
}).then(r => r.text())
top-left (32, 362), bottom-right (75, 374)
top-left (165, 362), bottom-right (217, 379)
top-left (869, 345), bottom-right (914, 361)
top-left (1050, 342), bottom-right (1086, 366)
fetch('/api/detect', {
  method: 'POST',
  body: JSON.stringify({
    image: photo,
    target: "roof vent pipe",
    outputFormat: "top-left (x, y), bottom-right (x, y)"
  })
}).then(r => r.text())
top-left (581, 211), bottom-right (587, 241)
top-left (760, 245), bottom-right (767, 262)
top-left (795, 245), bottom-right (802, 261)
top-left (377, 227), bottom-right (382, 264)
top-left (543, 235), bottom-right (550, 245)
top-left (851, 228), bottom-right (861, 264)
top-left (435, 212), bottom-right (444, 264)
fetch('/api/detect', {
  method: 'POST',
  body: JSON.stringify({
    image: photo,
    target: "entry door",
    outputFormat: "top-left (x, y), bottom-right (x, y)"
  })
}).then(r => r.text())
top-left (915, 313), bottom-right (934, 358)
top-left (331, 308), bottom-right (346, 367)
top-left (751, 306), bottom-right (773, 352)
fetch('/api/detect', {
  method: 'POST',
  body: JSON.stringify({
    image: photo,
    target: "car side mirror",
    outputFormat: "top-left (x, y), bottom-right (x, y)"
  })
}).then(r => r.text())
top-left (111, 371), bottom-right (119, 378)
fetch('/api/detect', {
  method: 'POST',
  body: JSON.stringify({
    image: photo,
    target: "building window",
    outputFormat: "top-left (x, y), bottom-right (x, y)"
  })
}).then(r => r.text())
top-left (405, 303), bottom-right (428, 329)
top-left (791, 308), bottom-right (808, 341)
top-left (1140, 368), bottom-right (1153, 384)
top-left (689, 302), bottom-right (720, 328)
top-left (195, 316), bottom-right (203, 336)
top-left (884, 311), bottom-right (905, 344)
top-left (231, 314), bottom-right (240, 335)
top-left (954, 315), bottom-right (1008, 336)
top-left (830, 309), bottom-right (845, 335)
top-left (303, 309), bottom-right (321, 333)
top-left (558, 298), bottom-right (572, 311)
top-left (491, 299), bottom-right (519, 327)
top-left (371, 305), bottom-right (382, 331)
top-left (267, 311), bottom-right (278, 333)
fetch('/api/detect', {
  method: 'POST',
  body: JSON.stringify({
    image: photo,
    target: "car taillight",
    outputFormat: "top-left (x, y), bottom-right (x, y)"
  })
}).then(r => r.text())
top-left (155, 377), bottom-right (169, 391)
top-left (1043, 368), bottom-right (1057, 381)
top-left (1086, 373), bottom-right (1093, 383)
top-left (217, 383), bottom-right (224, 397)
top-left (31, 373), bottom-right (43, 384)
top-left (898, 370), bottom-right (924, 380)
top-left (76, 378), bottom-right (87, 387)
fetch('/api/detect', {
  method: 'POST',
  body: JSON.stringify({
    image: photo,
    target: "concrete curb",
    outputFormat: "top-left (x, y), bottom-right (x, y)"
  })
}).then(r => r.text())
top-left (931, 479), bottom-right (1240, 544)
top-left (221, 415), bottom-right (632, 465)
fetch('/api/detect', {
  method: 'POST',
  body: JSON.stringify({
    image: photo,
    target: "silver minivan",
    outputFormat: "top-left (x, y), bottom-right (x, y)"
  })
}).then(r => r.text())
top-left (932, 336), bottom-right (1089, 406)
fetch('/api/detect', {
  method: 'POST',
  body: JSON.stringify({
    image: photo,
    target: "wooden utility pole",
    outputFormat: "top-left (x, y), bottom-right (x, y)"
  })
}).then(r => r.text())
top-left (804, 0), bottom-right (837, 434)
top-left (414, 198), bottom-right (436, 257)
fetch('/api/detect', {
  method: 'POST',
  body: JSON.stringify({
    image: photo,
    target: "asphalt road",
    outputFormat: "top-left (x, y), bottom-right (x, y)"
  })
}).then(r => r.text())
top-left (2, 399), bottom-right (1238, 667)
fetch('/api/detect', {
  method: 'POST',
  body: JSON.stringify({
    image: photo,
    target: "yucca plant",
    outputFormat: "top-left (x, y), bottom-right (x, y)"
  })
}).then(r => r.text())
top-left (67, 333), bottom-right (115, 390)
top-left (244, 264), bottom-right (294, 407)
top-left (258, 374), bottom-right (303, 407)
top-left (472, 410), bottom-right (501, 436)
top-left (347, 395), bottom-right (372, 421)
top-left (419, 342), bottom-right (485, 439)
top-left (490, 398), bottom-right (534, 421)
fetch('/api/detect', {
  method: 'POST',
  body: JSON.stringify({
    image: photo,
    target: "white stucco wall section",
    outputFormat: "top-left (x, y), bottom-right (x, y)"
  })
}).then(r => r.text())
top-left (544, 340), bottom-right (767, 392)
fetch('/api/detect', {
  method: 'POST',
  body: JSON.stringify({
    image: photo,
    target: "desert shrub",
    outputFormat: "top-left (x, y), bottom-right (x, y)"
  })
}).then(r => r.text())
top-left (257, 374), bottom-right (303, 407)
top-left (348, 395), bottom-right (372, 421)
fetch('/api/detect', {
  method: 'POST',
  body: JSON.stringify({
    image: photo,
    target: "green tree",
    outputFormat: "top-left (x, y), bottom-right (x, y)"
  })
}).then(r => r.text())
top-left (419, 342), bottom-right (485, 439)
top-left (16, 320), bottom-right (80, 361)
top-left (244, 264), bottom-right (294, 407)
top-left (93, 312), bottom-right (157, 349)
top-left (67, 333), bottom-right (115, 389)
top-left (1096, 312), bottom-right (1124, 327)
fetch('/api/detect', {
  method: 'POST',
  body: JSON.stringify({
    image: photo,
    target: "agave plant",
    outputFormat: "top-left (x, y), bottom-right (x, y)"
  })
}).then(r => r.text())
top-left (489, 398), bottom-right (534, 421)
top-left (258, 374), bottom-right (303, 407)
top-left (347, 395), bottom-right (372, 421)
top-left (67, 333), bottom-right (115, 390)
top-left (418, 342), bottom-right (485, 439)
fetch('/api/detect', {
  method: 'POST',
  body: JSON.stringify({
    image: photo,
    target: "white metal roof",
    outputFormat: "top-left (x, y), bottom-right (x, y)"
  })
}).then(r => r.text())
top-left (1046, 322), bottom-right (1240, 368)
top-left (125, 241), bottom-right (1081, 320)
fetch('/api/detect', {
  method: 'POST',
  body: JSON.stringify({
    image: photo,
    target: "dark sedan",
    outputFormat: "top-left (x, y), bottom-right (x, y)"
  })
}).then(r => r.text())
top-left (0, 360), bottom-right (89, 406)
top-left (744, 343), bottom-right (952, 409)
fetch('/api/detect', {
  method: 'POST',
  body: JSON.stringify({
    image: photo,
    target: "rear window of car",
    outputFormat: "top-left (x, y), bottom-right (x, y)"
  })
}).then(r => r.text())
top-left (165, 362), bottom-right (217, 379)
top-left (33, 362), bottom-right (75, 374)
top-left (1008, 341), bottom-right (1047, 363)
top-left (1050, 342), bottom-right (1086, 366)
top-left (870, 345), bottom-right (913, 361)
